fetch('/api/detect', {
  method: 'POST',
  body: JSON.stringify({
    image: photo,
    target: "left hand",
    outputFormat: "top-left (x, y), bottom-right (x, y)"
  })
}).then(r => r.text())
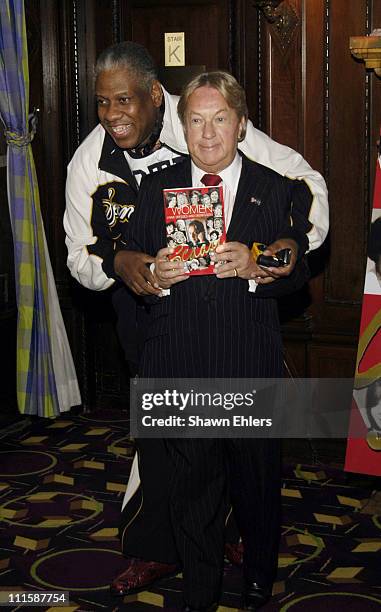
top-left (255, 238), bottom-right (298, 283)
top-left (213, 242), bottom-right (267, 280)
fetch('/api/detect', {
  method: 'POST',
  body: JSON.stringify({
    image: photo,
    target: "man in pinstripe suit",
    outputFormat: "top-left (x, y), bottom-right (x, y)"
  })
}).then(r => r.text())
top-left (121, 71), bottom-right (312, 611)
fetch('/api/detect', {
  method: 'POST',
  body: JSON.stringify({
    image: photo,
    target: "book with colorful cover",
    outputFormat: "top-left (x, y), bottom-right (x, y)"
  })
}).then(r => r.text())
top-left (163, 185), bottom-right (226, 275)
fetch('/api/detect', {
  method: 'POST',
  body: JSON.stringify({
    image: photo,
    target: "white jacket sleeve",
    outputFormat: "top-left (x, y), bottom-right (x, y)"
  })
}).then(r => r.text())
top-left (64, 136), bottom-right (115, 292)
top-left (239, 121), bottom-right (329, 252)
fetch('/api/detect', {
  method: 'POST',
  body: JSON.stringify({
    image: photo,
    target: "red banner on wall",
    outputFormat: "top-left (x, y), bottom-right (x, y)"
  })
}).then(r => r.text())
top-left (345, 148), bottom-right (381, 476)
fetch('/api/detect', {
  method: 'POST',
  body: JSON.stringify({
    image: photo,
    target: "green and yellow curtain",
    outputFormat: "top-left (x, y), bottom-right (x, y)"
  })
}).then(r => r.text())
top-left (0, 0), bottom-right (81, 416)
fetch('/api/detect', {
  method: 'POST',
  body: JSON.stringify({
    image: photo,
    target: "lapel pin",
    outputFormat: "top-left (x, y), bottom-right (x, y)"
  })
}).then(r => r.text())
top-left (250, 196), bottom-right (261, 205)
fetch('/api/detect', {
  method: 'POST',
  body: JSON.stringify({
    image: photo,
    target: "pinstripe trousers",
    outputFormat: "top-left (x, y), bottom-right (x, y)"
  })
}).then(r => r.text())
top-left (120, 437), bottom-right (281, 606)
top-left (167, 438), bottom-right (227, 606)
top-left (136, 291), bottom-right (283, 605)
top-left (165, 437), bottom-right (281, 607)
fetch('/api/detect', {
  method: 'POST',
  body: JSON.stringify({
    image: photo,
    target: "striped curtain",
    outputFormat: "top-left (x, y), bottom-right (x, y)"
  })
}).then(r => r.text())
top-left (0, 0), bottom-right (81, 416)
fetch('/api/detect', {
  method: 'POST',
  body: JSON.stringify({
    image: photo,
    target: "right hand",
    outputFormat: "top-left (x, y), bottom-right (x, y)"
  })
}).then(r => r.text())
top-left (154, 247), bottom-right (189, 289)
top-left (114, 250), bottom-right (161, 296)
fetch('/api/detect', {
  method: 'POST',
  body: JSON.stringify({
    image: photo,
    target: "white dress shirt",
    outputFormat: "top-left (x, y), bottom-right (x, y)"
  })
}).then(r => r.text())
top-left (191, 153), bottom-right (242, 231)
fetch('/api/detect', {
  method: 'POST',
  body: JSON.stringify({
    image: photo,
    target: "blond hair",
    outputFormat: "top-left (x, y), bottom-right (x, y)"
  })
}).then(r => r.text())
top-left (178, 71), bottom-right (248, 141)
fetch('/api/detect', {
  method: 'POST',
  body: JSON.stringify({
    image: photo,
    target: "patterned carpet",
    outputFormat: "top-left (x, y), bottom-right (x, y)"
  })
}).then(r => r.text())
top-left (0, 410), bottom-right (380, 611)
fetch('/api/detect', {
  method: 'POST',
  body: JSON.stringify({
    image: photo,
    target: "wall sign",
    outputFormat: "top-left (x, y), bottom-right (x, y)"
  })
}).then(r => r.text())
top-left (165, 32), bottom-right (185, 67)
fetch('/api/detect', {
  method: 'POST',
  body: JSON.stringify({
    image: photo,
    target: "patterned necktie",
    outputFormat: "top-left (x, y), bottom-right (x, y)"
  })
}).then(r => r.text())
top-left (200, 173), bottom-right (222, 186)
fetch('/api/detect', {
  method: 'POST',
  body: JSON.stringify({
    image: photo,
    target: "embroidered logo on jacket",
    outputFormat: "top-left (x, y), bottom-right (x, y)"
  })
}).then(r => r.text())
top-left (102, 187), bottom-right (135, 227)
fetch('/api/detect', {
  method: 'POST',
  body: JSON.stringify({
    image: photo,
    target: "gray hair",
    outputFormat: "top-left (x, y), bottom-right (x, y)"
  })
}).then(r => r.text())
top-left (94, 41), bottom-right (158, 91)
top-left (178, 71), bottom-right (248, 141)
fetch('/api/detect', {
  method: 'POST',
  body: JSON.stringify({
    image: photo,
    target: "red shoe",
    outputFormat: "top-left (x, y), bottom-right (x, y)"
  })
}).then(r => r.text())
top-left (224, 542), bottom-right (244, 566)
top-left (110, 558), bottom-right (178, 596)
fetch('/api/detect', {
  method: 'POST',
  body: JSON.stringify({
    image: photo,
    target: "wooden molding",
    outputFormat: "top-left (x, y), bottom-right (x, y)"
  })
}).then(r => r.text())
top-left (253, 0), bottom-right (284, 23)
top-left (253, 0), bottom-right (299, 53)
top-left (350, 35), bottom-right (381, 77)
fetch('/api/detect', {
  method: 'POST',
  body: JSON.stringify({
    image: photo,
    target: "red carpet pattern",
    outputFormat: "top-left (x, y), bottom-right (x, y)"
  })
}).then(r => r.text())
top-left (0, 411), bottom-right (380, 611)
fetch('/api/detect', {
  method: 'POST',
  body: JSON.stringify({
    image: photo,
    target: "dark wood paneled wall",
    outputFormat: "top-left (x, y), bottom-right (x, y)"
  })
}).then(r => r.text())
top-left (8, 0), bottom-right (378, 409)
top-left (121, 0), bottom-right (231, 70)
top-left (247, 0), bottom-right (381, 377)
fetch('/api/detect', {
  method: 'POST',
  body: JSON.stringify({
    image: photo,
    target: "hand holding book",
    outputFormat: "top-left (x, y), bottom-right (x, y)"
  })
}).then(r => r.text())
top-left (213, 242), bottom-right (268, 280)
top-left (153, 246), bottom-right (190, 289)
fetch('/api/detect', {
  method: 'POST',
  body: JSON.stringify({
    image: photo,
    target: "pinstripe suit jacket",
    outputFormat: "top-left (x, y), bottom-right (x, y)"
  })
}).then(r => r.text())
top-left (125, 154), bottom-right (310, 378)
